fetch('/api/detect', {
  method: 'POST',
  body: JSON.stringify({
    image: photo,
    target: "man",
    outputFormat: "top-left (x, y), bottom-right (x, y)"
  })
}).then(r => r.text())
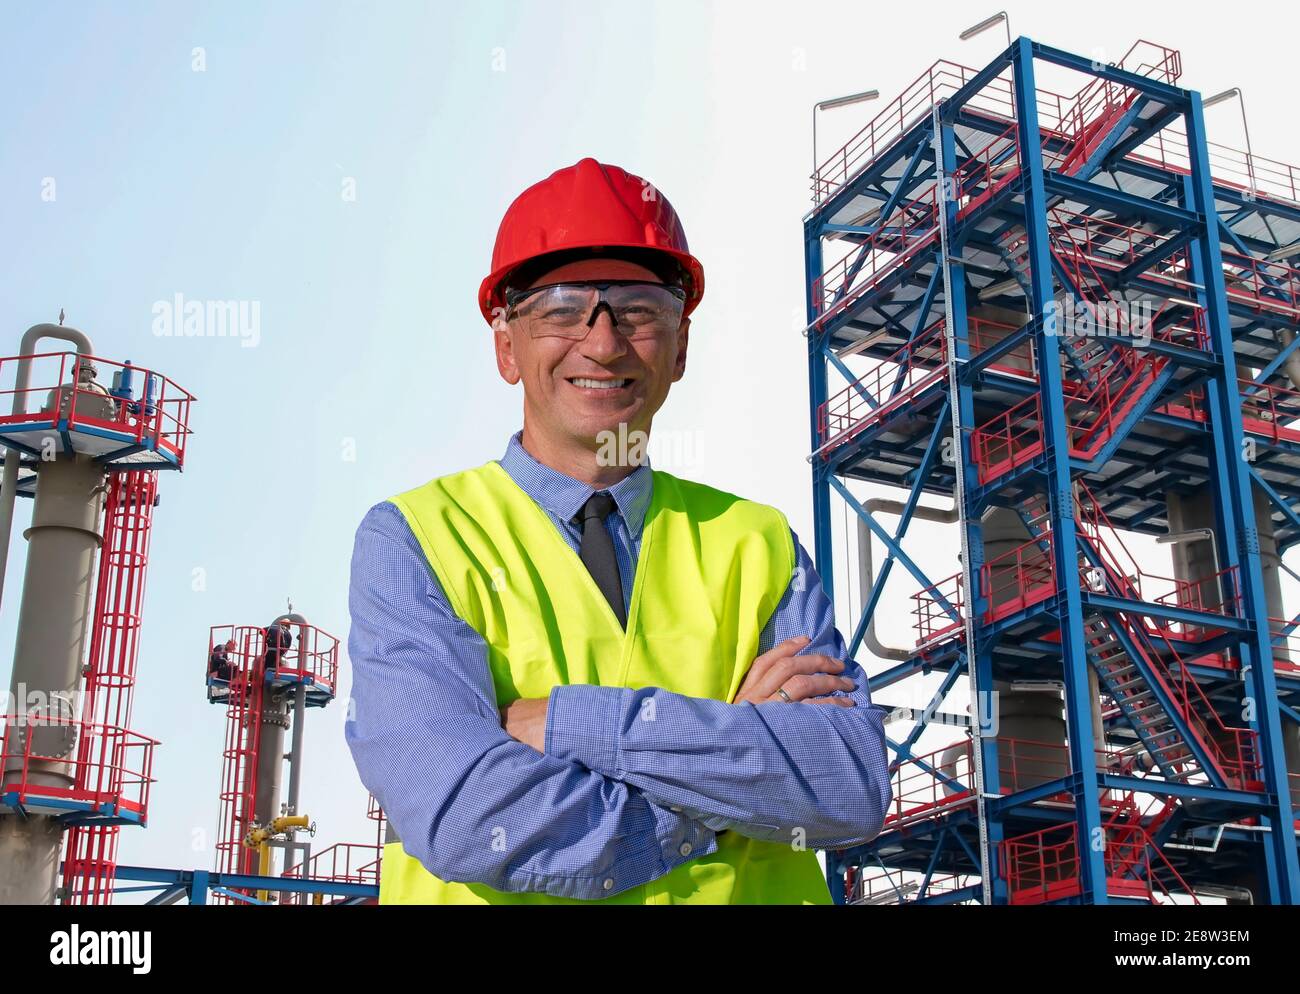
top-left (208, 638), bottom-right (237, 682)
top-left (346, 157), bottom-right (892, 905)
top-left (263, 620), bottom-right (292, 671)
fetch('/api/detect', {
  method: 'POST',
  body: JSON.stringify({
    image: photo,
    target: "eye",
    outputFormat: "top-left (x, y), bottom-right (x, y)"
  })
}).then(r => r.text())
top-left (539, 306), bottom-right (584, 321)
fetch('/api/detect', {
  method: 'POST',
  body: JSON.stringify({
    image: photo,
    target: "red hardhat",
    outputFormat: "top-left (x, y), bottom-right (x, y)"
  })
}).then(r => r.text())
top-left (479, 157), bottom-right (705, 326)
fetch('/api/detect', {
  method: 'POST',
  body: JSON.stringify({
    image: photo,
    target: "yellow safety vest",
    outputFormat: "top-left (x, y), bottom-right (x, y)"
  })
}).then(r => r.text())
top-left (378, 460), bottom-right (831, 904)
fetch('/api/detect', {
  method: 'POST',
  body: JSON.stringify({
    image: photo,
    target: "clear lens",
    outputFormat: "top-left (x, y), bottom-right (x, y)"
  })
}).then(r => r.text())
top-left (516, 282), bottom-right (685, 339)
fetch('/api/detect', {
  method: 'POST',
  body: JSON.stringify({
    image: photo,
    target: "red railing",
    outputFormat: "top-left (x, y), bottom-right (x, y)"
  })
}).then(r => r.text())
top-left (953, 120), bottom-right (1023, 215)
top-left (970, 345), bottom-right (1166, 483)
top-left (847, 867), bottom-right (976, 904)
top-left (884, 741), bottom-right (978, 828)
top-left (61, 471), bottom-right (160, 906)
top-left (969, 316), bottom-right (1036, 376)
top-left (281, 842), bottom-right (383, 904)
top-left (811, 61), bottom-right (1062, 203)
top-left (1083, 592), bottom-right (1258, 788)
top-left (983, 535), bottom-right (1057, 619)
top-left (1267, 618), bottom-right (1300, 671)
top-left (811, 39), bottom-right (1181, 205)
top-left (818, 321), bottom-right (947, 453)
top-left (813, 186), bottom-right (943, 319)
top-left (1002, 816), bottom-right (1199, 905)
top-left (207, 620), bottom-right (341, 903)
top-left (816, 316), bottom-right (1031, 458)
top-left (0, 352), bottom-right (194, 467)
top-left (212, 626), bottom-right (267, 900)
top-left (971, 395), bottom-right (1045, 483)
top-left (1049, 207), bottom-right (1300, 323)
top-left (886, 736), bottom-right (1200, 836)
top-left (1075, 479), bottom-right (1241, 626)
top-left (0, 712), bottom-right (156, 818)
top-left (1134, 121), bottom-right (1300, 205)
top-left (911, 534), bottom-right (1056, 645)
top-left (911, 571), bottom-right (965, 646)
top-left (1239, 376), bottom-right (1300, 442)
top-left (266, 624), bottom-right (341, 697)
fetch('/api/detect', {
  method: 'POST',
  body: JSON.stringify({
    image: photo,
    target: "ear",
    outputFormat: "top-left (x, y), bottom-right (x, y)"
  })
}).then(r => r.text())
top-left (670, 316), bottom-right (690, 382)
top-left (493, 316), bottom-right (522, 385)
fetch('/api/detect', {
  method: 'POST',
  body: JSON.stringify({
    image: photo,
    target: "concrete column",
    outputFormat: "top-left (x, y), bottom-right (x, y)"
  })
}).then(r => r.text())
top-left (982, 505), bottom-right (1074, 788)
top-left (1166, 487), bottom-right (1300, 806)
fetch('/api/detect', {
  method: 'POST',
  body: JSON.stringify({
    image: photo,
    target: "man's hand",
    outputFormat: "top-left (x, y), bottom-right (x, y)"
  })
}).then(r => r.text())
top-left (733, 635), bottom-right (856, 707)
top-left (500, 698), bottom-right (549, 751)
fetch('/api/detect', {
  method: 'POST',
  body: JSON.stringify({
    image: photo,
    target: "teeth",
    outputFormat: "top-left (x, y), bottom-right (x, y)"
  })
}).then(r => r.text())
top-left (571, 378), bottom-right (627, 390)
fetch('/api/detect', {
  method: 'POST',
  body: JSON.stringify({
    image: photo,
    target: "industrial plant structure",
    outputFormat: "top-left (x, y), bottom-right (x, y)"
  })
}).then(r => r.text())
top-left (807, 36), bottom-right (1300, 903)
top-left (0, 327), bottom-right (192, 904)
top-left (5, 30), bottom-right (1300, 907)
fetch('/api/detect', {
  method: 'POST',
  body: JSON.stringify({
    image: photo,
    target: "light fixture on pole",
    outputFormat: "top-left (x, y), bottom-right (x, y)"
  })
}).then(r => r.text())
top-left (1204, 87), bottom-right (1256, 198)
top-left (959, 11), bottom-right (1011, 47)
top-left (960, 13), bottom-right (1014, 114)
top-left (813, 89), bottom-right (880, 200)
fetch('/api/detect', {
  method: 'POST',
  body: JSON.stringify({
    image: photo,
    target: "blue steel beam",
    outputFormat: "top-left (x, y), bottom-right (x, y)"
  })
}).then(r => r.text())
top-left (830, 474), bottom-right (956, 620)
top-left (844, 404), bottom-right (951, 661)
top-left (806, 223), bottom-right (835, 589)
top-left (1030, 40), bottom-right (1190, 102)
top-left (1181, 105), bottom-right (1300, 901)
top-left (1012, 37), bottom-right (1108, 903)
top-left (1044, 171), bottom-right (1199, 230)
top-left (1073, 96), bottom-right (1152, 183)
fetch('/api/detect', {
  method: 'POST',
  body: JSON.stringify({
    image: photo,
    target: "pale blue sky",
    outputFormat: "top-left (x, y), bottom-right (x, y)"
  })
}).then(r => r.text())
top-left (2, 0), bottom-right (1296, 883)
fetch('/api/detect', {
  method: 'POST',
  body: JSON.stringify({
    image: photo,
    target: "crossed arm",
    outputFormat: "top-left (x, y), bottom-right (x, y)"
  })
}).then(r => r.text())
top-left (344, 502), bottom-right (892, 899)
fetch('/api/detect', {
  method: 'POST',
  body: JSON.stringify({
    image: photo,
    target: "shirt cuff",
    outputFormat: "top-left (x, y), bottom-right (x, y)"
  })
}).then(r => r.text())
top-left (544, 683), bottom-right (629, 776)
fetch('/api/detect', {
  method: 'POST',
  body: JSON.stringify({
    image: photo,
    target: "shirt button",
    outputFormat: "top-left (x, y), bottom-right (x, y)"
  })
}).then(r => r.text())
top-left (603, 878), bottom-right (614, 891)
top-left (679, 842), bottom-right (693, 856)
top-left (670, 806), bottom-right (682, 812)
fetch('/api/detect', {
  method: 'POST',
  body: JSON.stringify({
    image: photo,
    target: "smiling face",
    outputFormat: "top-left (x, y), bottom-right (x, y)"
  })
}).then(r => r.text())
top-left (493, 255), bottom-right (690, 478)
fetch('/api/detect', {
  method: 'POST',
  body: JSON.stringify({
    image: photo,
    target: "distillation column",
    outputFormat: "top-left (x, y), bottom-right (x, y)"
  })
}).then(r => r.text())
top-left (0, 455), bottom-right (106, 904)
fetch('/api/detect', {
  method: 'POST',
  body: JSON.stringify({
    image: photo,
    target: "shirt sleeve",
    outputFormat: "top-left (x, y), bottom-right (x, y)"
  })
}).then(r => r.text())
top-left (344, 501), bottom-right (718, 900)
top-left (545, 528), bottom-right (893, 850)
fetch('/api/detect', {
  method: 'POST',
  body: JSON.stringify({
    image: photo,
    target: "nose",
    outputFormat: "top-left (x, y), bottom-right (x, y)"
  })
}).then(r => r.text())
top-left (577, 307), bottom-right (630, 363)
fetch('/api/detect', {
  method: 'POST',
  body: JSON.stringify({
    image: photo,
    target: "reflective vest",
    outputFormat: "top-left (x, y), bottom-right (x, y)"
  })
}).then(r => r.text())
top-left (379, 460), bottom-right (831, 904)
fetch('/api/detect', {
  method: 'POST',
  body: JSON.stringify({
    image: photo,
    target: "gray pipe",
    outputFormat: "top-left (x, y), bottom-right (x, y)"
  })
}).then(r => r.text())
top-left (856, 498), bottom-right (959, 661)
top-left (250, 612), bottom-right (313, 886)
top-left (273, 613), bottom-right (310, 822)
top-left (0, 324), bottom-right (95, 613)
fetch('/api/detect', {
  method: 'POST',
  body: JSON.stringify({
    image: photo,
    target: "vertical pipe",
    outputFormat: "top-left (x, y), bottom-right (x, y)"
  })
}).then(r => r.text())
top-left (0, 325), bottom-right (94, 612)
top-left (1181, 108), bottom-right (1300, 899)
top-left (286, 683), bottom-right (306, 816)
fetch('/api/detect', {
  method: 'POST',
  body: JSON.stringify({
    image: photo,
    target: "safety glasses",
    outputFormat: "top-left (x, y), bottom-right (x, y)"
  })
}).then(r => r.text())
top-left (503, 280), bottom-right (687, 340)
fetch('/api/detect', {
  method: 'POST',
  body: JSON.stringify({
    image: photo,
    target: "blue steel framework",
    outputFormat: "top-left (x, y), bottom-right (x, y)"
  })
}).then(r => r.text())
top-left (109, 864), bottom-right (377, 906)
top-left (806, 37), bottom-right (1300, 905)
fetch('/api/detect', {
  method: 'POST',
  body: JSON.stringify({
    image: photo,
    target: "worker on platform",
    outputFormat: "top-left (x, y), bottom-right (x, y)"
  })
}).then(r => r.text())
top-left (345, 158), bottom-right (892, 905)
top-left (263, 620), bottom-right (292, 671)
top-left (208, 638), bottom-right (237, 682)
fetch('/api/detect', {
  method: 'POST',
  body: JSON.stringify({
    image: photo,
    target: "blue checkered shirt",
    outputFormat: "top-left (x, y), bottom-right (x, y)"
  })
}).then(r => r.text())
top-left (345, 431), bottom-right (891, 899)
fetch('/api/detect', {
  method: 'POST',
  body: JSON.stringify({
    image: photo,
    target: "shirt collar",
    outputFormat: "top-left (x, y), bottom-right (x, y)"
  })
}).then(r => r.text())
top-left (498, 430), bottom-right (654, 541)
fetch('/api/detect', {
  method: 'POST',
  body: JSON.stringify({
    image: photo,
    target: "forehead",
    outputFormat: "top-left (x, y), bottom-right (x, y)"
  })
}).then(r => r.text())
top-left (527, 257), bottom-right (663, 288)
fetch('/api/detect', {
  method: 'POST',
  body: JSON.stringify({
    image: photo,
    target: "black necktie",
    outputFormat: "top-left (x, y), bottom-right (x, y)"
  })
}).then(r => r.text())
top-left (574, 492), bottom-right (627, 628)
